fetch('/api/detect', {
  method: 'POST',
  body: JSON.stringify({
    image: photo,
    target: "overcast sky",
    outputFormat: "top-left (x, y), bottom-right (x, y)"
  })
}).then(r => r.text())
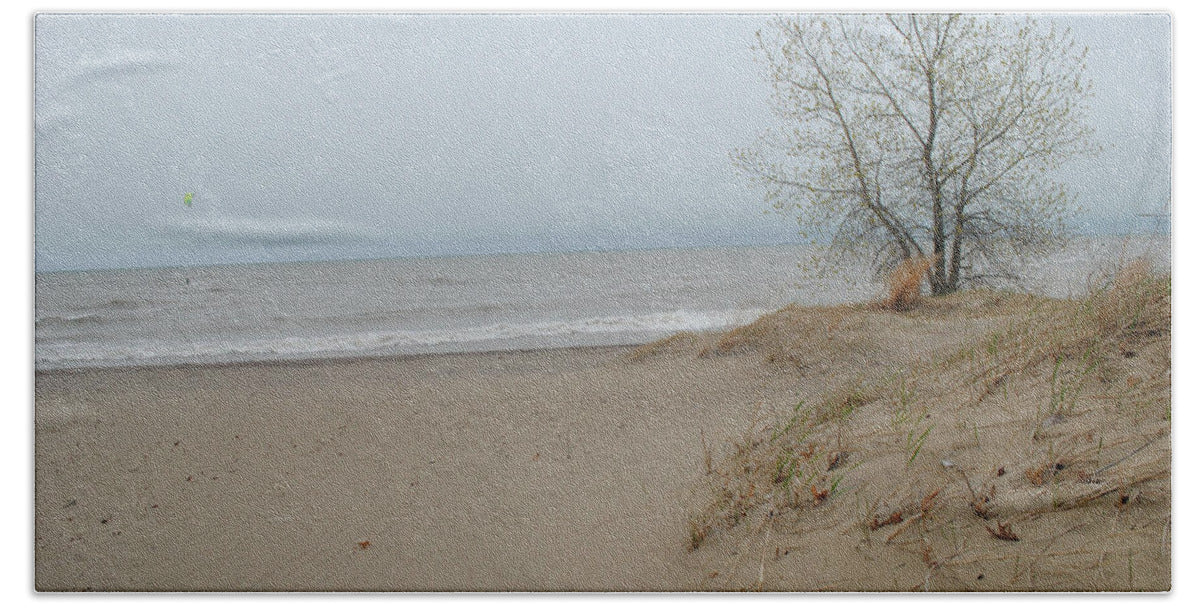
top-left (34, 13), bottom-right (1170, 272)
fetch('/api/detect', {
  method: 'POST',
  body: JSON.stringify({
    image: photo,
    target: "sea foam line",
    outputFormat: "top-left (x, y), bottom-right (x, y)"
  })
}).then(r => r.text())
top-left (35, 307), bottom-right (770, 370)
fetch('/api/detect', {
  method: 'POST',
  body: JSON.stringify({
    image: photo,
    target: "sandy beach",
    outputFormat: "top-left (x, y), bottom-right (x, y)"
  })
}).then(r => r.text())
top-left (34, 277), bottom-right (1170, 591)
top-left (35, 343), bottom-right (797, 591)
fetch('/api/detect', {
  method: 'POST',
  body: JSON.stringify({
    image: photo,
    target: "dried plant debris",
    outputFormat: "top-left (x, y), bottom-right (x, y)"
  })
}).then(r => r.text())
top-left (869, 510), bottom-right (905, 531)
top-left (987, 521), bottom-right (1020, 542)
top-left (1025, 462), bottom-right (1067, 487)
top-left (827, 451), bottom-right (850, 471)
top-left (810, 485), bottom-right (830, 506)
top-left (971, 485), bottom-right (997, 519)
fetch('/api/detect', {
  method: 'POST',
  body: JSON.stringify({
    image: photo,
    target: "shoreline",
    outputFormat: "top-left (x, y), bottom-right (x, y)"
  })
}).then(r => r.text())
top-left (35, 235), bottom-right (1172, 376)
top-left (34, 340), bottom-right (649, 378)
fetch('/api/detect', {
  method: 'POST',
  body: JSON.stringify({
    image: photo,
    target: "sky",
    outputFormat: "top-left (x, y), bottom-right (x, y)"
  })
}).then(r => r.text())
top-left (33, 12), bottom-right (1171, 272)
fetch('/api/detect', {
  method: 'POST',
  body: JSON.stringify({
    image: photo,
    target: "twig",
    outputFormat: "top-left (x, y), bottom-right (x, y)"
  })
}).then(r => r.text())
top-left (1040, 520), bottom-right (1090, 545)
top-left (757, 522), bottom-right (772, 590)
top-left (1161, 515), bottom-right (1171, 558)
top-left (701, 429), bottom-right (713, 475)
top-left (1025, 468), bottom-right (1169, 517)
top-left (949, 547), bottom-right (1095, 568)
top-left (886, 513), bottom-right (923, 544)
top-left (1091, 433), bottom-right (1163, 477)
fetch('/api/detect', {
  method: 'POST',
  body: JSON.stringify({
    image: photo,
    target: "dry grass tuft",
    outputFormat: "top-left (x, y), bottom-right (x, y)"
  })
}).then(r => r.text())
top-left (814, 380), bottom-right (875, 425)
top-left (700, 305), bottom-right (807, 358)
top-left (883, 256), bottom-right (935, 311)
top-left (1088, 257), bottom-right (1170, 341)
top-left (625, 331), bottom-right (701, 362)
top-left (699, 303), bottom-right (880, 367)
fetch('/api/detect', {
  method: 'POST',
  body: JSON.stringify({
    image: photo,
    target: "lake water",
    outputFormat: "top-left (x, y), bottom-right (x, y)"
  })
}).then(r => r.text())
top-left (34, 236), bottom-right (1169, 371)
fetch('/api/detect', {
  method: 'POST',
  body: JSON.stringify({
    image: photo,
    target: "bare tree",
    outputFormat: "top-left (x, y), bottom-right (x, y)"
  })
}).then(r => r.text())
top-left (735, 14), bottom-right (1093, 294)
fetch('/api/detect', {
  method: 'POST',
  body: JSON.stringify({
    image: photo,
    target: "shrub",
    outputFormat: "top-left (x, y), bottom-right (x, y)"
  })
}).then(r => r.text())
top-left (883, 256), bottom-right (935, 311)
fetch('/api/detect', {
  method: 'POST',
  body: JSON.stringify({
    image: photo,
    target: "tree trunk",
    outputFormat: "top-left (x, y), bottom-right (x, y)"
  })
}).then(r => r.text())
top-left (947, 205), bottom-right (965, 292)
top-left (921, 53), bottom-right (952, 296)
top-left (947, 149), bottom-right (977, 293)
top-left (929, 195), bottom-right (950, 295)
top-left (925, 152), bottom-right (952, 295)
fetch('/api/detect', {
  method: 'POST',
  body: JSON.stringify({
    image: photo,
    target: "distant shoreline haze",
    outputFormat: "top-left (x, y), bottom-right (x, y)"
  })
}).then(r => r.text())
top-left (33, 213), bottom-right (811, 273)
top-left (33, 225), bottom-right (1170, 275)
top-left (34, 14), bottom-right (1170, 273)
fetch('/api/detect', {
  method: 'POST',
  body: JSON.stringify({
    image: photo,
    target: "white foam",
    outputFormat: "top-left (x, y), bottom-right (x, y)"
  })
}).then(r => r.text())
top-left (35, 307), bottom-right (770, 370)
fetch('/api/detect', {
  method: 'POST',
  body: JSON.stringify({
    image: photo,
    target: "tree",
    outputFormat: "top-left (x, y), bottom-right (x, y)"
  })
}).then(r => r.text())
top-left (735, 14), bottom-right (1093, 295)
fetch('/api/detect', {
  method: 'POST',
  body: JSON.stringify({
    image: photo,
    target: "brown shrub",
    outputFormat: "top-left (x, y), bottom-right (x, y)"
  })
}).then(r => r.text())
top-left (883, 256), bottom-right (935, 311)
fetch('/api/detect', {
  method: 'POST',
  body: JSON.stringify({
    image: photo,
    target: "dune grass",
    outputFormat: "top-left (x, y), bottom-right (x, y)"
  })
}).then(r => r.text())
top-left (684, 258), bottom-right (1170, 591)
